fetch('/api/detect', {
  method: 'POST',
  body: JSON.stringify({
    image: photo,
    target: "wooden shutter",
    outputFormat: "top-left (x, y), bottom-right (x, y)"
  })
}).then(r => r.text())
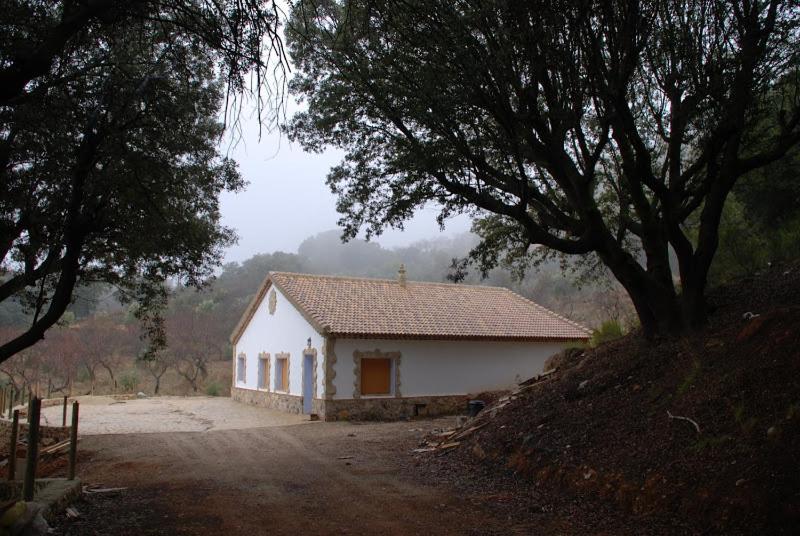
top-left (258, 357), bottom-right (268, 389)
top-left (361, 358), bottom-right (391, 395)
top-left (280, 358), bottom-right (289, 391)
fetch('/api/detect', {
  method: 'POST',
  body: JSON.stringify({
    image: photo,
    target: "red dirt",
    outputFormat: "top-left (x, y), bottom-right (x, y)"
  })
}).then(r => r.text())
top-left (416, 262), bottom-right (800, 534)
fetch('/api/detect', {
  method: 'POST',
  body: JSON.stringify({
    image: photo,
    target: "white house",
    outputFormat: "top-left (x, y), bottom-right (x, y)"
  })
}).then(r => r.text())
top-left (229, 268), bottom-right (590, 420)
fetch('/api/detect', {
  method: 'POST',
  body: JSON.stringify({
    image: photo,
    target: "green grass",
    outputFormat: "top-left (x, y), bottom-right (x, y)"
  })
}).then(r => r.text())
top-left (205, 382), bottom-right (222, 397)
top-left (590, 319), bottom-right (624, 347)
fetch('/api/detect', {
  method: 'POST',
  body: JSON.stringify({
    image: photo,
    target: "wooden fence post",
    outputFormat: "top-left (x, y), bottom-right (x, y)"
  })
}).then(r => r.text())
top-left (22, 397), bottom-right (41, 501)
top-left (68, 401), bottom-right (79, 480)
top-left (8, 410), bottom-right (19, 481)
top-left (62, 396), bottom-right (68, 427)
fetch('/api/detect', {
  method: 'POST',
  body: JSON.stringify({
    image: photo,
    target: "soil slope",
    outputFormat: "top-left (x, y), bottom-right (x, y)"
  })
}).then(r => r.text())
top-left (417, 263), bottom-right (800, 535)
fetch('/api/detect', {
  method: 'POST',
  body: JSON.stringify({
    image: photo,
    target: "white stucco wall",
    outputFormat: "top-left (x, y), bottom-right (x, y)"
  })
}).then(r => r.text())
top-left (233, 284), bottom-right (325, 397)
top-left (332, 338), bottom-right (571, 399)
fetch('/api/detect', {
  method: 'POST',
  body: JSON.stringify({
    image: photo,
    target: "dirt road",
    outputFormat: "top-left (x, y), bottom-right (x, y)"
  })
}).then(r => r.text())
top-left (40, 396), bottom-right (308, 434)
top-left (51, 418), bottom-right (518, 535)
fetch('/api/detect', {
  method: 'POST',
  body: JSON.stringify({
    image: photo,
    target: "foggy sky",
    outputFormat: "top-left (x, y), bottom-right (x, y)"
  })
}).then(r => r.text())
top-left (219, 107), bottom-right (472, 264)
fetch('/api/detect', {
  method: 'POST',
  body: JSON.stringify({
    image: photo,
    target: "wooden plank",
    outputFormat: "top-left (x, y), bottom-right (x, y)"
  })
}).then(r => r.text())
top-left (68, 401), bottom-right (79, 480)
top-left (8, 410), bottom-right (18, 481)
top-left (22, 397), bottom-right (41, 501)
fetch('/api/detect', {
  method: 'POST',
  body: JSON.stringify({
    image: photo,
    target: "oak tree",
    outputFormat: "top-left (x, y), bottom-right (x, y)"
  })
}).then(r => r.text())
top-left (1, 1), bottom-right (286, 361)
top-left (287, 0), bottom-right (800, 336)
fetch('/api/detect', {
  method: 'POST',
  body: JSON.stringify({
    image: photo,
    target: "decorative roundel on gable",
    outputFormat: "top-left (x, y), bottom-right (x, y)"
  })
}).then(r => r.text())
top-left (268, 289), bottom-right (277, 315)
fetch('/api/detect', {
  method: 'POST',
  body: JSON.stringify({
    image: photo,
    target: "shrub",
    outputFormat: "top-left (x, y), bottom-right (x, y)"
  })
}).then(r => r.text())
top-left (119, 370), bottom-right (139, 392)
top-left (590, 319), bottom-right (624, 347)
top-left (205, 382), bottom-right (222, 397)
top-left (76, 366), bottom-right (91, 383)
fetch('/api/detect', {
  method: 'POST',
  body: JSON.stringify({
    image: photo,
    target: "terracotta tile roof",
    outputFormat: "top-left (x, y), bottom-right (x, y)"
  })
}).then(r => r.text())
top-left (231, 271), bottom-right (590, 343)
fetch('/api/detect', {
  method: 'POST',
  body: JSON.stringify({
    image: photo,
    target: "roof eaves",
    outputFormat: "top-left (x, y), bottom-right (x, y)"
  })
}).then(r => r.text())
top-left (230, 273), bottom-right (331, 346)
top-left (229, 275), bottom-right (273, 345)
top-left (327, 331), bottom-right (590, 342)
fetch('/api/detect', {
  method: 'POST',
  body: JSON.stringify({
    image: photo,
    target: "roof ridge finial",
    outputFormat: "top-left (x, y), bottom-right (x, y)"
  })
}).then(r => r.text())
top-left (398, 263), bottom-right (407, 288)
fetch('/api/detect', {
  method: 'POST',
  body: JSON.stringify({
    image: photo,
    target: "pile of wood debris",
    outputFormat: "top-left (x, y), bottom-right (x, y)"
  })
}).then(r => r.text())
top-left (412, 368), bottom-right (560, 455)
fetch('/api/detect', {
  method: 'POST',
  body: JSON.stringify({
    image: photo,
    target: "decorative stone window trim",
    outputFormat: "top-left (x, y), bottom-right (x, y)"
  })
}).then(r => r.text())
top-left (303, 348), bottom-right (318, 399)
top-left (274, 352), bottom-right (290, 393)
top-left (236, 352), bottom-right (247, 384)
top-left (352, 349), bottom-right (401, 399)
top-left (323, 337), bottom-right (337, 399)
top-left (257, 352), bottom-right (271, 391)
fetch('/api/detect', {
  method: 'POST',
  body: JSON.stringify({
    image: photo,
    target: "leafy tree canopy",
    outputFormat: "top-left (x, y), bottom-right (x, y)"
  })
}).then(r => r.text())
top-left (286, 0), bottom-right (800, 337)
top-left (0, 1), bottom-right (286, 362)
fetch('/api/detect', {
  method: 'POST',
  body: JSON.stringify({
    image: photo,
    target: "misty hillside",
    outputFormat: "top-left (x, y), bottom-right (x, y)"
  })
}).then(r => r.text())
top-left (0, 229), bottom-right (627, 332)
top-left (176, 230), bottom-right (632, 339)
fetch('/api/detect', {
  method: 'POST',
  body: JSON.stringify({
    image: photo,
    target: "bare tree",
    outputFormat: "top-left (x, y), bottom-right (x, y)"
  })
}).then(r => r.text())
top-left (166, 307), bottom-right (221, 392)
top-left (140, 352), bottom-right (174, 396)
top-left (74, 315), bottom-right (134, 393)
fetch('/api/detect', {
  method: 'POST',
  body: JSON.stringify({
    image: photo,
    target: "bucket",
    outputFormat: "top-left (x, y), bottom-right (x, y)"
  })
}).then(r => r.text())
top-left (467, 400), bottom-right (486, 417)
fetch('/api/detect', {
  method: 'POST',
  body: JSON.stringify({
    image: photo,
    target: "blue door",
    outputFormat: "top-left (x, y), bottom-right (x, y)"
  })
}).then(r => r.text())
top-left (303, 354), bottom-right (314, 414)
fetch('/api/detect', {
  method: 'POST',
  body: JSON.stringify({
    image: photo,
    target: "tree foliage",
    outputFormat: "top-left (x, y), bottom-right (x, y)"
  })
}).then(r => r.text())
top-left (286, 0), bottom-right (800, 337)
top-left (0, 1), bottom-right (287, 362)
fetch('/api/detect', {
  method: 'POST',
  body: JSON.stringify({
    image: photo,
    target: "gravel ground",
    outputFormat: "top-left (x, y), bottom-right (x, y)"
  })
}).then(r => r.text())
top-left (48, 416), bottom-right (523, 535)
top-left (39, 396), bottom-right (309, 434)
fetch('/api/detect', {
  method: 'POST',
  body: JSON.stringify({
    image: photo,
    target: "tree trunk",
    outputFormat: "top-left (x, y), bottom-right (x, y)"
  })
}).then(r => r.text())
top-left (596, 240), bottom-right (685, 338)
top-left (88, 367), bottom-right (96, 396)
top-left (100, 362), bottom-right (116, 393)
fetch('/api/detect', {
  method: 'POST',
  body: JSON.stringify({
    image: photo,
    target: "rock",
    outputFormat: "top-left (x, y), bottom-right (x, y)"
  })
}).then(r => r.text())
top-left (578, 380), bottom-right (589, 390)
top-left (0, 501), bottom-right (26, 528)
top-left (10, 502), bottom-right (49, 536)
top-left (471, 444), bottom-right (486, 460)
top-left (735, 478), bottom-right (747, 487)
top-left (136, 392), bottom-right (147, 399)
top-left (767, 426), bottom-right (779, 439)
top-left (736, 313), bottom-right (770, 342)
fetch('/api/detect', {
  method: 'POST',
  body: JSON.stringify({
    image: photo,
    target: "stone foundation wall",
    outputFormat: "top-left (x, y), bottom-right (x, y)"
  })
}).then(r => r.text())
top-left (232, 387), bottom-right (468, 421)
top-left (321, 395), bottom-right (468, 421)
top-left (231, 387), bottom-right (303, 414)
